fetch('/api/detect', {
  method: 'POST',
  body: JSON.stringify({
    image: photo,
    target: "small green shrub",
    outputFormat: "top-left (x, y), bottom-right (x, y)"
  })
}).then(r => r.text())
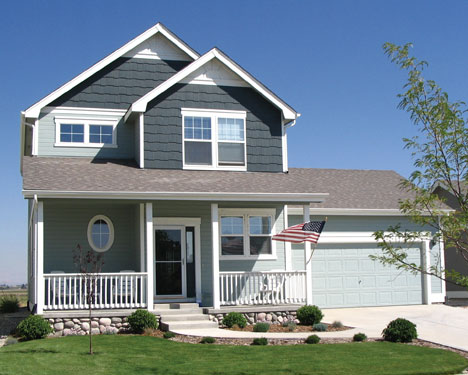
top-left (16, 315), bottom-right (52, 341)
top-left (353, 333), bottom-right (367, 342)
top-left (331, 320), bottom-right (343, 328)
top-left (127, 309), bottom-right (158, 334)
top-left (287, 322), bottom-right (297, 332)
top-left (253, 322), bottom-right (270, 332)
top-left (163, 331), bottom-right (175, 339)
top-left (200, 336), bottom-right (216, 344)
top-left (297, 305), bottom-right (323, 325)
top-left (382, 318), bottom-right (417, 343)
top-left (305, 334), bottom-right (321, 344)
top-left (313, 323), bottom-right (328, 332)
top-left (252, 337), bottom-right (268, 345)
top-left (222, 312), bottom-right (247, 328)
top-left (0, 295), bottom-right (20, 313)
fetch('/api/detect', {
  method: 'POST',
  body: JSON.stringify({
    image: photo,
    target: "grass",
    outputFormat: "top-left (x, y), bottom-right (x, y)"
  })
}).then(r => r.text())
top-left (0, 336), bottom-right (467, 375)
top-left (0, 290), bottom-right (28, 308)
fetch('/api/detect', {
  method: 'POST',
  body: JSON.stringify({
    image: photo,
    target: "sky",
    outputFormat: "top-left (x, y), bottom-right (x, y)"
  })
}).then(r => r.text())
top-left (1, 0), bottom-right (468, 284)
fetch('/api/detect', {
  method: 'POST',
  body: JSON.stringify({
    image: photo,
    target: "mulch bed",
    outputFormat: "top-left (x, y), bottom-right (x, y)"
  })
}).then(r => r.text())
top-left (227, 323), bottom-right (352, 333)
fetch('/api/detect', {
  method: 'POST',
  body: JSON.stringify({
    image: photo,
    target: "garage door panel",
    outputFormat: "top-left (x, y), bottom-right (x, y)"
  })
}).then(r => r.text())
top-left (312, 244), bottom-right (423, 308)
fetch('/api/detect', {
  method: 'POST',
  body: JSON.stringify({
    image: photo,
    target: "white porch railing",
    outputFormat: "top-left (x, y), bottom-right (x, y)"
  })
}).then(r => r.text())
top-left (44, 272), bottom-right (148, 310)
top-left (219, 271), bottom-right (306, 306)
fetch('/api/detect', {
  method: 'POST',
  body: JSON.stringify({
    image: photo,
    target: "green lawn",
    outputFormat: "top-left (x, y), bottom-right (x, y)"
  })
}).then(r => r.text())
top-left (0, 335), bottom-right (466, 375)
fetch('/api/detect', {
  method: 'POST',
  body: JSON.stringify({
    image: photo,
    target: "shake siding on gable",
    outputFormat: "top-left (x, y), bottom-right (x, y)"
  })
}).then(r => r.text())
top-left (49, 57), bottom-right (191, 109)
top-left (144, 83), bottom-right (284, 172)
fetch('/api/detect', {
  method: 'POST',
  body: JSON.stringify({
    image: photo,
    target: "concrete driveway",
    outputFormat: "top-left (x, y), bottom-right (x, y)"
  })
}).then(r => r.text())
top-left (323, 304), bottom-right (468, 351)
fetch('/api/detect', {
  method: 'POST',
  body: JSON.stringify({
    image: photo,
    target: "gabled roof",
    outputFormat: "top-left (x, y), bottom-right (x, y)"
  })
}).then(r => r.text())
top-left (23, 23), bottom-right (200, 119)
top-left (125, 48), bottom-right (299, 122)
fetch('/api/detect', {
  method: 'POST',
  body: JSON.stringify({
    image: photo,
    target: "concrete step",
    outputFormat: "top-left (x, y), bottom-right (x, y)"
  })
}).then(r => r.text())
top-left (160, 320), bottom-right (218, 331)
top-left (154, 303), bottom-right (200, 310)
top-left (155, 308), bottom-right (203, 316)
top-left (160, 314), bottom-right (210, 323)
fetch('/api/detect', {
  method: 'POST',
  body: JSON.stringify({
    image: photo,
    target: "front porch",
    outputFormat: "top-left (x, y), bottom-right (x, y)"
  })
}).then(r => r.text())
top-left (30, 199), bottom-right (316, 313)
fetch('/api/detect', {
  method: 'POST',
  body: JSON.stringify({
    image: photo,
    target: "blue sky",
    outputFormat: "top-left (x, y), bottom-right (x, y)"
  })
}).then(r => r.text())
top-left (1, 0), bottom-right (468, 284)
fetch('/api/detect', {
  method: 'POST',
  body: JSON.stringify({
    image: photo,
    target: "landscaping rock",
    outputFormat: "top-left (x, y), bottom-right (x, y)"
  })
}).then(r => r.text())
top-left (257, 313), bottom-right (266, 321)
top-left (63, 329), bottom-right (73, 336)
top-left (91, 328), bottom-right (100, 335)
top-left (73, 319), bottom-right (80, 324)
top-left (54, 322), bottom-right (64, 331)
top-left (111, 317), bottom-right (122, 324)
top-left (266, 314), bottom-right (273, 322)
top-left (277, 316), bottom-right (284, 323)
top-left (99, 318), bottom-right (111, 326)
top-left (64, 321), bottom-right (74, 329)
top-left (91, 321), bottom-right (99, 329)
top-left (81, 322), bottom-right (90, 331)
top-left (100, 325), bottom-right (106, 334)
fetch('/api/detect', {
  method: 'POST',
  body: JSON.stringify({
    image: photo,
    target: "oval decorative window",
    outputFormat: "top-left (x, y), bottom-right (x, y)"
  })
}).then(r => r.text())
top-left (87, 215), bottom-right (114, 252)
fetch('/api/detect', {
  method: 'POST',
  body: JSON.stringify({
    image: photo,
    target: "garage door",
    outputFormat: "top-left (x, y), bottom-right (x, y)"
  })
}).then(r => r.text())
top-left (311, 244), bottom-right (423, 308)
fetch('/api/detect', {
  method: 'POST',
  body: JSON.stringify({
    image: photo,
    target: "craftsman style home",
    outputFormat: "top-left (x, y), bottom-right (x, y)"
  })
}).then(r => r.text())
top-left (21, 23), bottom-right (445, 319)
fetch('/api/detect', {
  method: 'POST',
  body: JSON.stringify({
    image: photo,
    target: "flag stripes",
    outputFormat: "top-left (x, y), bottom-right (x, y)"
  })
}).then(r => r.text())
top-left (272, 221), bottom-right (325, 244)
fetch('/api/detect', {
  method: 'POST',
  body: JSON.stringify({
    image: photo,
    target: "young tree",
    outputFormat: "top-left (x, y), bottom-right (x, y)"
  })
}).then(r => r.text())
top-left (371, 43), bottom-right (468, 289)
top-left (73, 244), bottom-right (105, 355)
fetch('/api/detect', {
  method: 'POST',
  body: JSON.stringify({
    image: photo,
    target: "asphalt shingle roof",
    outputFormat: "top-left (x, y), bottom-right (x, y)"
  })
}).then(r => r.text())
top-left (22, 156), bottom-right (414, 209)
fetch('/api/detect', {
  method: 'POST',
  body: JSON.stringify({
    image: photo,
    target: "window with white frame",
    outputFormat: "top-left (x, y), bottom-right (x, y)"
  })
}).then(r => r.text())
top-left (54, 117), bottom-right (118, 147)
top-left (182, 109), bottom-right (246, 170)
top-left (220, 209), bottom-right (276, 259)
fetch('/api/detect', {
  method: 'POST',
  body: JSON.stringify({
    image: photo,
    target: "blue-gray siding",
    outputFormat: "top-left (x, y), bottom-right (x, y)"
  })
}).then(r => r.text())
top-left (49, 58), bottom-right (190, 109)
top-left (144, 84), bottom-right (283, 172)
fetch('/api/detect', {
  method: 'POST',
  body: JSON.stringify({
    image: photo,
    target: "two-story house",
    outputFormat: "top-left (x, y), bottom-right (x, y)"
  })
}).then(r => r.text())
top-left (20, 23), bottom-right (446, 330)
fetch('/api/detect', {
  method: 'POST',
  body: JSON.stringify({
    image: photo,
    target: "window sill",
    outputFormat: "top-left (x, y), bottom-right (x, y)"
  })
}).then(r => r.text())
top-left (54, 143), bottom-right (118, 149)
top-left (183, 164), bottom-right (247, 172)
top-left (220, 255), bottom-right (277, 261)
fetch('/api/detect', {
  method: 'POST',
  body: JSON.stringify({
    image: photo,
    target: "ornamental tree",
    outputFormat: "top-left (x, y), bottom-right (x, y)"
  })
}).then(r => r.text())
top-left (371, 43), bottom-right (468, 290)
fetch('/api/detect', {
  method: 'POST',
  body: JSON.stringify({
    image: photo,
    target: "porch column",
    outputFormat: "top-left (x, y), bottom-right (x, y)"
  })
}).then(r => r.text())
top-left (422, 239), bottom-right (432, 305)
top-left (36, 201), bottom-right (44, 314)
top-left (303, 205), bottom-right (313, 304)
top-left (145, 203), bottom-right (154, 311)
top-left (139, 204), bottom-right (145, 272)
top-left (284, 205), bottom-right (292, 271)
top-left (211, 203), bottom-right (220, 309)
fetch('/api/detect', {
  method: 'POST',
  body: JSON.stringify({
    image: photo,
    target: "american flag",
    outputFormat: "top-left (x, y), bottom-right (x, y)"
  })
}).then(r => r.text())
top-left (272, 221), bottom-right (326, 244)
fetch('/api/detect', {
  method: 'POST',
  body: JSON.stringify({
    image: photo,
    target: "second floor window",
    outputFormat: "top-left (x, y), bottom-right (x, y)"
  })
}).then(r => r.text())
top-left (55, 117), bottom-right (117, 148)
top-left (181, 109), bottom-right (246, 171)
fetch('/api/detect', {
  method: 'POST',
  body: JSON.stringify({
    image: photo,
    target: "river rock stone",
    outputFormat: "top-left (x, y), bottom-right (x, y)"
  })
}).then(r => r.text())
top-left (64, 321), bottom-right (74, 329)
top-left (91, 321), bottom-right (99, 328)
top-left (100, 325), bottom-right (106, 334)
top-left (81, 322), bottom-right (90, 331)
top-left (257, 313), bottom-right (266, 321)
top-left (99, 318), bottom-right (111, 326)
top-left (111, 317), bottom-right (122, 324)
top-left (54, 322), bottom-right (64, 331)
top-left (81, 318), bottom-right (90, 322)
top-left (277, 316), bottom-right (284, 323)
top-left (91, 328), bottom-right (100, 335)
top-left (266, 314), bottom-right (273, 322)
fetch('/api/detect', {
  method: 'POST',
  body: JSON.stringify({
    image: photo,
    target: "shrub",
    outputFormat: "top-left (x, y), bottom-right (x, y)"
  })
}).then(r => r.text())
top-left (127, 309), bottom-right (158, 334)
top-left (296, 305), bottom-right (323, 325)
top-left (222, 312), bottom-right (247, 328)
top-left (305, 334), bottom-right (321, 344)
top-left (163, 331), bottom-right (175, 339)
top-left (287, 322), bottom-right (297, 332)
top-left (200, 336), bottom-right (216, 344)
top-left (253, 322), bottom-right (270, 332)
top-left (16, 315), bottom-right (52, 341)
top-left (252, 337), bottom-right (268, 345)
top-left (331, 320), bottom-right (343, 329)
top-left (0, 295), bottom-right (20, 313)
top-left (313, 323), bottom-right (328, 332)
top-left (382, 318), bottom-right (417, 343)
top-left (353, 333), bottom-right (367, 342)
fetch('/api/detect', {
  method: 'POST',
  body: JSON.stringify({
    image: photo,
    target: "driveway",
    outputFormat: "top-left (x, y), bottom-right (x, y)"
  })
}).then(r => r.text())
top-left (323, 304), bottom-right (468, 351)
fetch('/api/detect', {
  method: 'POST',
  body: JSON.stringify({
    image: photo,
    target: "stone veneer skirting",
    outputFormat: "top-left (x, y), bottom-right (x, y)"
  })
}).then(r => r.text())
top-left (205, 306), bottom-right (301, 327)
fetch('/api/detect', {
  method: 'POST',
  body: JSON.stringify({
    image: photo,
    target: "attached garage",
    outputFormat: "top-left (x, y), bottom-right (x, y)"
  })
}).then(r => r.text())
top-left (311, 244), bottom-right (423, 308)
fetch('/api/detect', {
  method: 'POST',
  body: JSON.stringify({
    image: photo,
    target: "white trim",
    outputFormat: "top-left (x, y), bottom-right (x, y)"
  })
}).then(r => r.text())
top-left (284, 205), bottom-right (292, 271)
top-left (139, 113), bottom-right (144, 168)
top-left (43, 106), bottom-right (127, 116)
top-left (447, 291), bottom-right (468, 298)
top-left (181, 108), bottom-right (247, 171)
top-left (36, 201), bottom-right (44, 314)
top-left (438, 234), bottom-right (447, 299)
top-left (54, 117), bottom-right (118, 148)
top-left (318, 231), bottom-right (432, 244)
top-left (154, 217), bottom-right (201, 226)
top-left (211, 204), bottom-right (220, 309)
top-left (287, 207), bottom-right (453, 216)
top-left (127, 48), bottom-right (298, 121)
top-left (303, 205), bottom-right (313, 304)
top-left (87, 215), bottom-right (115, 252)
top-left (139, 204), bottom-right (145, 272)
top-left (145, 203), bottom-right (154, 311)
top-left (23, 190), bottom-right (328, 203)
top-left (219, 208), bottom-right (277, 260)
top-left (282, 121), bottom-right (288, 173)
top-left (422, 240), bottom-right (432, 305)
top-left (24, 23), bottom-right (199, 119)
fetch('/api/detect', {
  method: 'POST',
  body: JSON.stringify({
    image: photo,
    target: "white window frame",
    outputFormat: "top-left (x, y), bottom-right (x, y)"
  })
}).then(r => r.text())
top-left (219, 208), bottom-right (276, 260)
top-left (87, 214), bottom-right (115, 253)
top-left (181, 108), bottom-right (247, 171)
top-left (54, 116), bottom-right (118, 148)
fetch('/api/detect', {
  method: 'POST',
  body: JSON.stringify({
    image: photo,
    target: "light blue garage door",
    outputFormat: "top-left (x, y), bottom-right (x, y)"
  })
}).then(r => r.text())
top-left (311, 244), bottom-right (423, 308)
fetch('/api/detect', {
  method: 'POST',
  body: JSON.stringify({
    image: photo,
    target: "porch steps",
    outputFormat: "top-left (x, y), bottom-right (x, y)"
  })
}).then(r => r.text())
top-left (157, 303), bottom-right (218, 332)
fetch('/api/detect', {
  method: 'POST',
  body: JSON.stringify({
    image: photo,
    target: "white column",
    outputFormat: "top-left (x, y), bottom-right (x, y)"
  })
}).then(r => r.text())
top-left (422, 239), bottom-right (432, 305)
top-left (145, 203), bottom-right (154, 311)
top-left (439, 236), bottom-right (447, 300)
top-left (138, 113), bottom-right (145, 169)
top-left (284, 205), bottom-right (292, 271)
top-left (139, 204), bottom-right (145, 272)
top-left (195, 224), bottom-right (202, 304)
top-left (303, 205), bottom-right (313, 304)
top-left (36, 201), bottom-right (44, 314)
top-left (211, 204), bottom-right (220, 309)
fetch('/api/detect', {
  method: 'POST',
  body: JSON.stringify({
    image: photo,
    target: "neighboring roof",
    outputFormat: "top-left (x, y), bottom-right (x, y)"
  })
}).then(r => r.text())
top-left (23, 23), bottom-right (200, 119)
top-left (24, 157), bottom-right (415, 209)
top-left (125, 48), bottom-right (299, 122)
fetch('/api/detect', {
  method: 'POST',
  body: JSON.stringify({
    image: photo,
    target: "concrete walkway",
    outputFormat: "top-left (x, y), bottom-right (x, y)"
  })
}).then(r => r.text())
top-left (172, 305), bottom-right (468, 351)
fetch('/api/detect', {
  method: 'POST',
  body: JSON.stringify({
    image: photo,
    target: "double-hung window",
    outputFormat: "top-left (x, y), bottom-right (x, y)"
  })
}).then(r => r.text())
top-left (55, 117), bottom-right (117, 147)
top-left (182, 109), bottom-right (246, 171)
top-left (219, 209), bottom-right (276, 259)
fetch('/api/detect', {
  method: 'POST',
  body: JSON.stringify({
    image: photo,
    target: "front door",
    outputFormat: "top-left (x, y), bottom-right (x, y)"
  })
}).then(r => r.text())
top-left (154, 226), bottom-right (186, 298)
